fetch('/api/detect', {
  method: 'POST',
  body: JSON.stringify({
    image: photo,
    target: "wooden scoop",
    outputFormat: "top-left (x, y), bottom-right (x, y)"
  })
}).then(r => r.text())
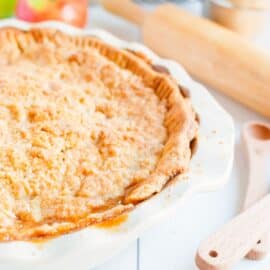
top-left (196, 193), bottom-right (270, 269)
top-left (242, 122), bottom-right (270, 260)
top-left (196, 122), bottom-right (270, 269)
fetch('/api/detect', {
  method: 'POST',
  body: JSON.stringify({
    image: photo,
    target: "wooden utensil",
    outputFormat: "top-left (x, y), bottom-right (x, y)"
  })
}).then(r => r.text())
top-left (196, 193), bottom-right (270, 270)
top-left (101, 0), bottom-right (270, 118)
top-left (242, 122), bottom-right (270, 260)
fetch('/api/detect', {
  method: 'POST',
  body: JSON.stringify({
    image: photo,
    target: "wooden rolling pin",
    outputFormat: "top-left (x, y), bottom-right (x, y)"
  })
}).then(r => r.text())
top-left (101, 0), bottom-right (270, 118)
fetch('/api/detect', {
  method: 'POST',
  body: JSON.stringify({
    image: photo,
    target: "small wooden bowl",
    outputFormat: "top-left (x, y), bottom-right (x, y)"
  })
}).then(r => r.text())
top-left (208, 0), bottom-right (270, 38)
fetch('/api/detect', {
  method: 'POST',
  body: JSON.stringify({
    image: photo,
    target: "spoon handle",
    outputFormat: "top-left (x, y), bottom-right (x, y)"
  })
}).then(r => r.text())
top-left (196, 193), bottom-right (270, 270)
top-left (243, 134), bottom-right (270, 259)
top-left (243, 154), bottom-right (268, 209)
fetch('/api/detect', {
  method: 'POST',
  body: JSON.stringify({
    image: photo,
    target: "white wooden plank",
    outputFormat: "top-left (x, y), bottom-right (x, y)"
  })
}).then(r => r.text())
top-left (93, 240), bottom-right (138, 270)
top-left (139, 187), bottom-right (270, 270)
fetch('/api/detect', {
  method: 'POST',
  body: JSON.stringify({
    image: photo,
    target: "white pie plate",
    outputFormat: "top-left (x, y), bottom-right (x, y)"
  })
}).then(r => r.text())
top-left (0, 19), bottom-right (234, 270)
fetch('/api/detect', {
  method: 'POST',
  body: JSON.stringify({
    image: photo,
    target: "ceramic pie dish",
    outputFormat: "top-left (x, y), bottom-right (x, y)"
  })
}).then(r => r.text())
top-left (0, 24), bottom-right (198, 241)
top-left (0, 19), bottom-right (234, 270)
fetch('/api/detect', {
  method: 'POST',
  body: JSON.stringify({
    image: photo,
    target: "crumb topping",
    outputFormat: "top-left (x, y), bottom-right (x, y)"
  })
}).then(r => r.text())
top-left (0, 29), bottom-right (198, 240)
top-left (0, 38), bottom-right (167, 228)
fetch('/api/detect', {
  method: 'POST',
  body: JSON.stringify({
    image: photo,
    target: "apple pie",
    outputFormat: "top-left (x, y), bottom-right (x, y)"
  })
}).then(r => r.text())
top-left (0, 28), bottom-right (198, 241)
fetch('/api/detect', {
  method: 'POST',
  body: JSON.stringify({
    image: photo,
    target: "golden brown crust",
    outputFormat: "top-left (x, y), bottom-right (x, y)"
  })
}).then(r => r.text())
top-left (0, 28), bottom-right (198, 241)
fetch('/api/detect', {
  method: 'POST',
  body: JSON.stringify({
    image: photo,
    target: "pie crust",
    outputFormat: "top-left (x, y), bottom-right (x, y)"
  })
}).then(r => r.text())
top-left (0, 28), bottom-right (198, 241)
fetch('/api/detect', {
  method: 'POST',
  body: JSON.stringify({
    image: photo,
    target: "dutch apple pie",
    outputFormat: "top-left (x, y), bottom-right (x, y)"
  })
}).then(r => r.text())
top-left (0, 28), bottom-right (198, 241)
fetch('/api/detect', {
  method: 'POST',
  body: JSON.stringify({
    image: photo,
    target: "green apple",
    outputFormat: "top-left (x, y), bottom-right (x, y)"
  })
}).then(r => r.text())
top-left (0, 0), bottom-right (16, 18)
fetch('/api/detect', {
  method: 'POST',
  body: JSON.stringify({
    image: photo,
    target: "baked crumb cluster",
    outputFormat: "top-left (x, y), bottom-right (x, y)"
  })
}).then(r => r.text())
top-left (0, 30), bottom-right (167, 234)
top-left (0, 29), bottom-right (198, 240)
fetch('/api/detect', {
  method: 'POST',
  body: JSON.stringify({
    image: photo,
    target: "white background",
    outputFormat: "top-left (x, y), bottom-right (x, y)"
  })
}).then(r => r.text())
top-left (88, 2), bottom-right (270, 269)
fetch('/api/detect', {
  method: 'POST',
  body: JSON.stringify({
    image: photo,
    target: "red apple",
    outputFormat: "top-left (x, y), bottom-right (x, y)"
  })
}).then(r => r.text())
top-left (16, 0), bottom-right (55, 22)
top-left (16, 0), bottom-right (87, 28)
top-left (46, 0), bottom-right (88, 28)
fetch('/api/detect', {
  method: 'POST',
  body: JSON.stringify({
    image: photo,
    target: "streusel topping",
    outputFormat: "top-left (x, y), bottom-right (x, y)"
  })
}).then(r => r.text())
top-left (0, 38), bottom-right (167, 228)
top-left (0, 29), bottom-right (198, 240)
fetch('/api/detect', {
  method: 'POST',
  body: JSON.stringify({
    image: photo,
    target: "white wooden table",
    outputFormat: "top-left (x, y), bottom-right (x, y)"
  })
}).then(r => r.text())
top-left (88, 3), bottom-right (270, 270)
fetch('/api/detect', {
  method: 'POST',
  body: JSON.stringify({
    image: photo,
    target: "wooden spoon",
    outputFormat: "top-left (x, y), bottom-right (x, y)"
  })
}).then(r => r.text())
top-left (196, 194), bottom-right (270, 270)
top-left (196, 122), bottom-right (270, 270)
top-left (242, 122), bottom-right (270, 260)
